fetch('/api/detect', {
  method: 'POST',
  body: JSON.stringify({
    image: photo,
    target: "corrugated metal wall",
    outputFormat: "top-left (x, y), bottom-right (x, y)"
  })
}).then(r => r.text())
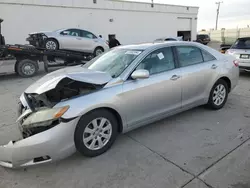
top-left (199, 28), bottom-right (250, 44)
top-left (0, 0), bottom-right (198, 44)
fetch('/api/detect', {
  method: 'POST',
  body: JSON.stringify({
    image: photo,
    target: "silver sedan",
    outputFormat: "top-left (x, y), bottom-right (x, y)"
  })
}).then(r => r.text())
top-left (0, 42), bottom-right (239, 168)
top-left (226, 37), bottom-right (250, 72)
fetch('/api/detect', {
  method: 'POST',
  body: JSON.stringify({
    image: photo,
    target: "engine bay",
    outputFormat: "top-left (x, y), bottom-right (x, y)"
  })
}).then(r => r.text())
top-left (19, 78), bottom-right (104, 138)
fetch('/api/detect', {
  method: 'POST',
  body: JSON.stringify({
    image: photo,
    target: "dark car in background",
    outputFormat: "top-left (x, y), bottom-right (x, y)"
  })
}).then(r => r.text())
top-left (197, 34), bottom-right (210, 45)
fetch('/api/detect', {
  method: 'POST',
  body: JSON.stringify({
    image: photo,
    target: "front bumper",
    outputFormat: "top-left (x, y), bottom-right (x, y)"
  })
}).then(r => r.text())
top-left (0, 117), bottom-right (79, 168)
top-left (26, 33), bottom-right (47, 48)
top-left (26, 37), bottom-right (38, 47)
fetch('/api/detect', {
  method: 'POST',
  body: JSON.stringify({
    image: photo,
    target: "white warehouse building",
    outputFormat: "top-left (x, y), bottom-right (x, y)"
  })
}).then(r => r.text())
top-left (0, 0), bottom-right (199, 45)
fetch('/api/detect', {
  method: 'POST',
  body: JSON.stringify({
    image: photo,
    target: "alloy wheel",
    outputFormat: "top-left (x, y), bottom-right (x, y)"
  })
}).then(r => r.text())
top-left (213, 84), bottom-right (226, 106)
top-left (46, 41), bottom-right (57, 50)
top-left (83, 118), bottom-right (112, 150)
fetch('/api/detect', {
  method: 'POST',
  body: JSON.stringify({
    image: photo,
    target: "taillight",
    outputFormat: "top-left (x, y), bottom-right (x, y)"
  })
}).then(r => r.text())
top-left (233, 60), bottom-right (239, 67)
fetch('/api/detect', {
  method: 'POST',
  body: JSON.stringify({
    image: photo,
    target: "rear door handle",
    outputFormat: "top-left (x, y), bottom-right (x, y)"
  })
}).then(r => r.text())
top-left (76, 38), bottom-right (82, 40)
top-left (211, 64), bottom-right (218, 69)
top-left (170, 75), bottom-right (181, 81)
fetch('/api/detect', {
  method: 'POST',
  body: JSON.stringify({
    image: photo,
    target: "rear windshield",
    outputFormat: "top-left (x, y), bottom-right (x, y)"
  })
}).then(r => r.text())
top-left (231, 38), bottom-right (250, 49)
top-left (197, 34), bottom-right (209, 39)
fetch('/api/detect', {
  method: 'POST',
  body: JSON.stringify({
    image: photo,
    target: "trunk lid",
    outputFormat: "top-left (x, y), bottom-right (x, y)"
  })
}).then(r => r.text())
top-left (227, 49), bottom-right (250, 59)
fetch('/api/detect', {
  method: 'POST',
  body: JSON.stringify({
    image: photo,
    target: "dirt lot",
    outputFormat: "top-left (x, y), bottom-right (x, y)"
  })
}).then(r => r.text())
top-left (0, 69), bottom-right (250, 188)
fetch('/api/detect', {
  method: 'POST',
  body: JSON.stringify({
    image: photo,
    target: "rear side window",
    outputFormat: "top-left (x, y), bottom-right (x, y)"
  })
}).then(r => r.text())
top-left (176, 46), bottom-right (203, 67)
top-left (201, 50), bottom-right (216, 62)
top-left (165, 38), bottom-right (176, 41)
top-left (231, 38), bottom-right (250, 49)
top-left (81, 30), bottom-right (97, 39)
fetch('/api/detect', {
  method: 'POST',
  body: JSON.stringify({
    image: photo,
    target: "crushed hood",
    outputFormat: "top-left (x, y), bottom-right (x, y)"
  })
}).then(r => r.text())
top-left (25, 66), bottom-right (112, 94)
top-left (29, 31), bottom-right (52, 35)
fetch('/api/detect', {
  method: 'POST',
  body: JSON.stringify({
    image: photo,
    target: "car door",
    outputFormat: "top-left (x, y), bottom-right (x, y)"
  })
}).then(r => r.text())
top-left (57, 29), bottom-right (83, 51)
top-left (121, 47), bottom-right (182, 127)
top-left (175, 45), bottom-right (219, 108)
top-left (79, 30), bottom-right (98, 53)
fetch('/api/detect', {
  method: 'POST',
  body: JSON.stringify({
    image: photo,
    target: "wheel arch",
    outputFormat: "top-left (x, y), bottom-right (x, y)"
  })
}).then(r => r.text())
top-left (46, 37), bottom-right (60, 48)
top-left (218, 76), bottom-right (231, 92)
top-left (79, 107), bottom-right (124, 133)
top-left (95, 46), bottom-right (104, 51)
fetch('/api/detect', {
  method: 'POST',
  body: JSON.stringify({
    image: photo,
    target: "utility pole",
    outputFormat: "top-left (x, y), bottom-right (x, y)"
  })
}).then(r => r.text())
top-left (215, 1), bottom-right (223, 30)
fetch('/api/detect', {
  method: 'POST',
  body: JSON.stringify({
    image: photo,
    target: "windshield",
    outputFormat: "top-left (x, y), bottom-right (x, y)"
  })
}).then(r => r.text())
top-left (231, 38), bottom-right (250, 49)
top-left (83, 49), bottom-right (142, 78)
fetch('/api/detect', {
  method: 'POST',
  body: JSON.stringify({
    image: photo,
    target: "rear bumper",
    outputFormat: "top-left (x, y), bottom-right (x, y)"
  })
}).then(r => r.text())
top-left (0, 117), bottom-right (79, 168)
top-left (239, 66), bottom-right (250, 72)
top-left (239, 61), bottom-right (250, 71)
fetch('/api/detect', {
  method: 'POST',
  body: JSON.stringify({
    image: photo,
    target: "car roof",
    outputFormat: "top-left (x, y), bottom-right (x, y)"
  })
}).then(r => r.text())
top-left (155, 36), bottom-right (183, 40)
top-left (237, 37), bottom-right (250, 40)
top-left (118, 41), bottom-right (191, 50)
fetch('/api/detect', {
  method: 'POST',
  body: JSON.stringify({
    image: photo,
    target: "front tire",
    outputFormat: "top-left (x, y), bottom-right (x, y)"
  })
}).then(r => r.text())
top-left (207, 79), bottom-right (229, 110)
top-left (45, 39), bottom-right (59, 50)
top-left (74, 109), bottom-right (118, 157)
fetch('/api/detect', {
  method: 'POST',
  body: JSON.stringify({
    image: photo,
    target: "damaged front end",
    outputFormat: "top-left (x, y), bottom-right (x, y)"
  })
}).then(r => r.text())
top-left (0, 74), bottom-right (107, 168)
top-left (26, 32), bottom-right (48, 48)
top-left (18, 78), bottom-right (102, 138)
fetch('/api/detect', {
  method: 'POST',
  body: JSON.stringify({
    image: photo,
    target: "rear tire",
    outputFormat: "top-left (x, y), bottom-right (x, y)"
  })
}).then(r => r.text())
top-left (16, 59), bottom-right (39, 77)
top-left (207, 79), bottom-right (229, 110)
top-left (74, 109), bottom-right (118, 157)
top-left (94, 47), bottom-right (104, 57)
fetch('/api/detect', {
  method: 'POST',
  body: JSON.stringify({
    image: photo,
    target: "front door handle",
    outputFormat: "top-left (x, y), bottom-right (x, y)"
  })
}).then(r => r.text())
top-left (76, 38), bottom-right (82, 40)
top-left (211, 64), bottom-right (218, 69)
top-left (170, 75), bottom-right (181, 81)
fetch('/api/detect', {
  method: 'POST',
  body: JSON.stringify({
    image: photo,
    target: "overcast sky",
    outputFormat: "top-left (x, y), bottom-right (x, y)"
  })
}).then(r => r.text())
top-left (127, 0), bottom-right (250, 30)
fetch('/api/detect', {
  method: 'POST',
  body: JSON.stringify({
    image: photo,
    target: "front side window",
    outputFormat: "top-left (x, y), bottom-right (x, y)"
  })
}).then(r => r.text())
top-left (176, 46), bottom-right (203, 67)
top-left (61, 29), bottom-right (81, 37)
top-left (83, 49), bottom-right (142, 78)
top-left (81, 30), bottom-right (97, 39)
top-left (136, 47), bottom-right (175, 75)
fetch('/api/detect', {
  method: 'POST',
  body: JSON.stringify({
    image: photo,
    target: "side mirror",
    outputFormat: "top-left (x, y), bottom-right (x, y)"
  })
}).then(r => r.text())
top-left (131, 69), bottom-right (149, 80)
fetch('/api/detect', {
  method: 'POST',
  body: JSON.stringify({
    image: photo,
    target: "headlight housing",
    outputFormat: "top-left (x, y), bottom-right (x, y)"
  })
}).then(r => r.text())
top-left (22, 106), bottom-right (69, 128)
